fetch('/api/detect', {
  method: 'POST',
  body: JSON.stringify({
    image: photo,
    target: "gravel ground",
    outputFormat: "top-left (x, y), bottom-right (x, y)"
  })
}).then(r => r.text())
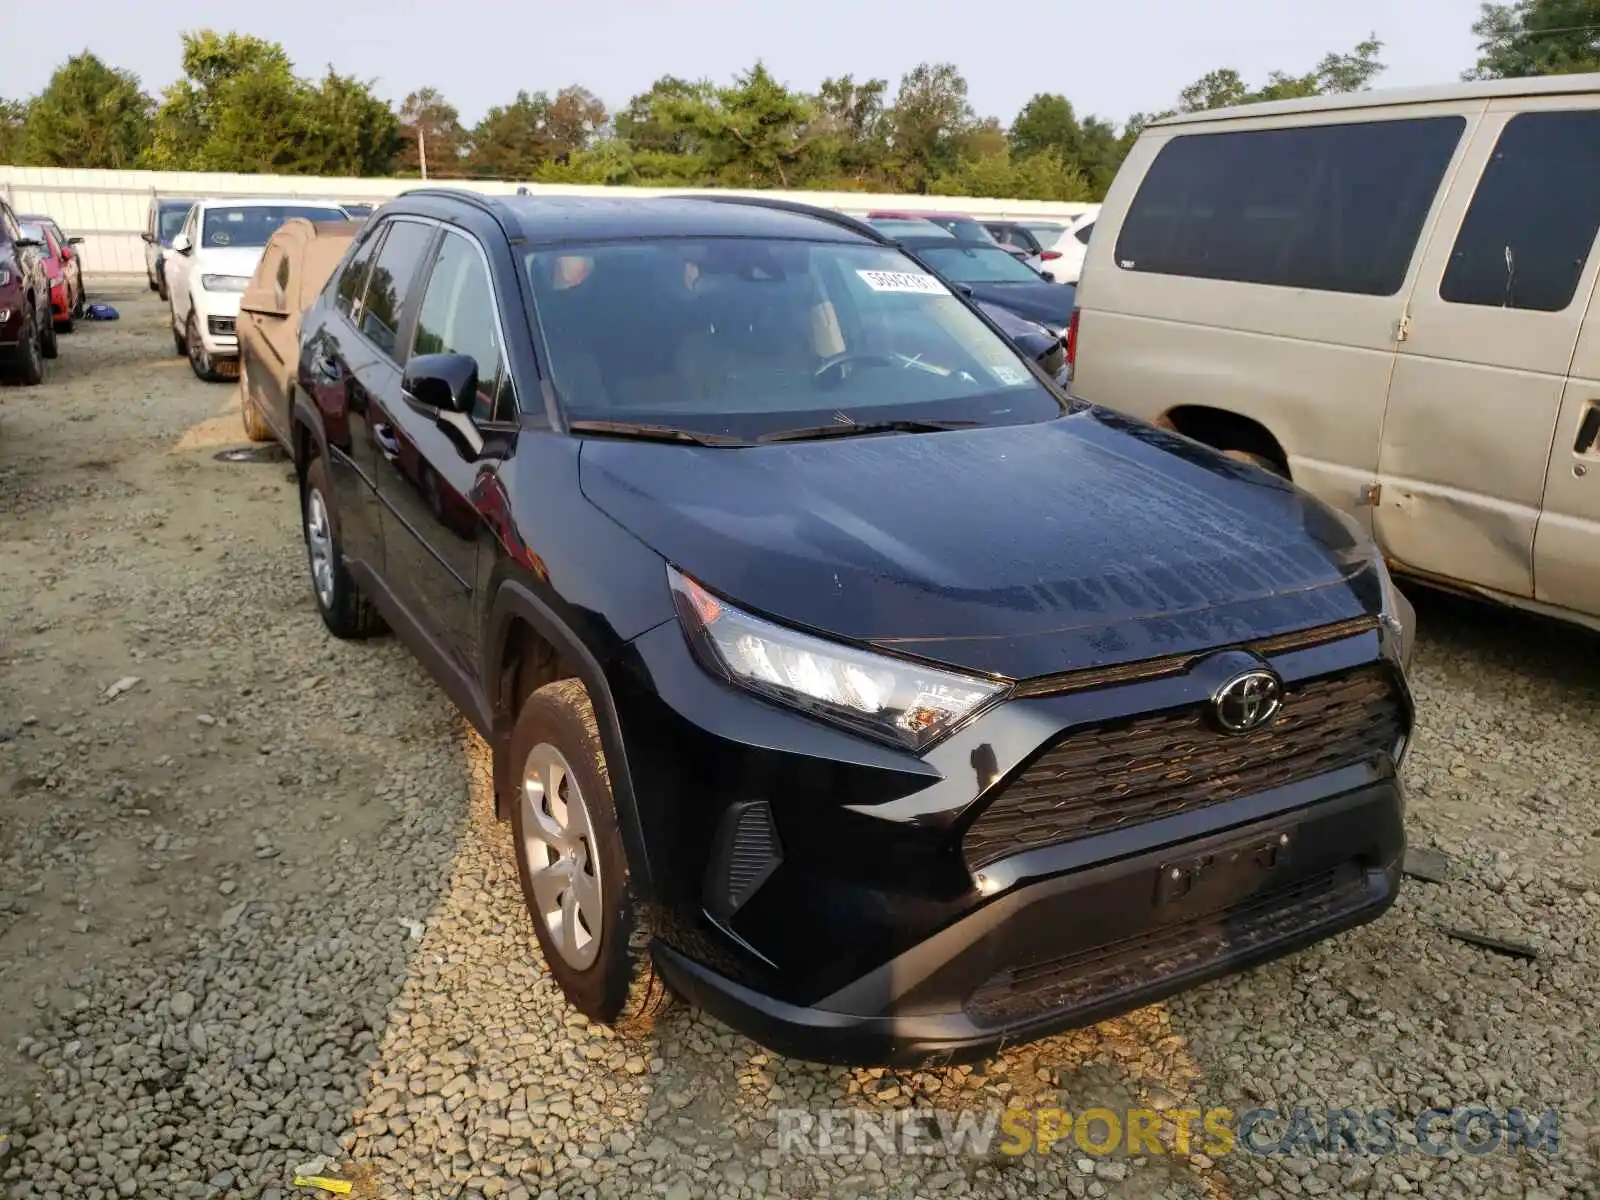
top-left (0, 287), bottom-right (1596, 1200)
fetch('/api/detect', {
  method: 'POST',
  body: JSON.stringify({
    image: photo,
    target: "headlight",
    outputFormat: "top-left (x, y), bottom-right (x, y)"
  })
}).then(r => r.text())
top-left (201, 274), bottom-right (248, 292)
top-left (668, 566), bottom-right (1005, 751)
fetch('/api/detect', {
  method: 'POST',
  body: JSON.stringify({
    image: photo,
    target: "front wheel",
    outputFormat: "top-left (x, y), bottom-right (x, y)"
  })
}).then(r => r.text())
top-left (510, 679), bottom-right (673, 1034)
top-left (8, 301), bottom-right (44, 385)
top-left (240, 378), bottom-right (274, 443)
top-left (186, 311), bottom-right (222, 382)
top-left (38, 305), bottom-right (58, 360)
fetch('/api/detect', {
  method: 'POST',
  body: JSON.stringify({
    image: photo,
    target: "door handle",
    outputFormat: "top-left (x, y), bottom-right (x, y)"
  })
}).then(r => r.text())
top-left (1573, 402), bottom-right (1600, 455)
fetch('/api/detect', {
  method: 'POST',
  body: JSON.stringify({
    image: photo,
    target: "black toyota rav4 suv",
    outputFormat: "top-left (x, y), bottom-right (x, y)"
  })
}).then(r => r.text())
top-left (290, 188), bottom-right (1415, 1066)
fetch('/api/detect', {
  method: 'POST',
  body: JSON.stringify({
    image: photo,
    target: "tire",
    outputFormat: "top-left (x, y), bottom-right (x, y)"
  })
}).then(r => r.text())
top-left (8, 300), bottom-right (44, 386)
top-left (56, 312), bottom-right (75, 335)
top-left (170, 303), bottom-right (187, 356)
top-left (186, 312), bottom-right (223, 382)
top-left (157, 274), bottom-right (169, 302)
top-left (72, 286), bottom-right (85, 319)
top-left (240, 379), bottom-right (274, 443)
top-left (510, 679), bottom-right (673, 1035)
top-left (301, 452), bottom-right (385, 639)
top-left (38, 304), bottom-right (58, 360)
top-left (147, 273), bottom-right (158, 293)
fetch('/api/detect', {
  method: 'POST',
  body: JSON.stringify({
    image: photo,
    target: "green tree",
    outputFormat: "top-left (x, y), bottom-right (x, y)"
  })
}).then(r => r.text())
top-left (19, 53), bottom-right (152, 169)
top-left (809, 75), bottom-right (890, 182)
top-left (614, 76), bottom-right (711, 155)
top-left (1164, 36), bottom-right (1386, 115)
top-left (147, 31), bottom-right (304, 170)
top-left (0, 99), bottom-right (27, 163)
top-left (471, 91), bottom-right (554, 177)
top-left (299, 69), bottom-right (399, 176)
top-left (657, 63), bottom-right (813, 187)
top-left (397, 87), bottom-right (469, 176)
top-left (1010, 94), bottom-right (1083, 162)
top-left (889, 63), bottom-right (975, 190)
top-left (1468, 0), bottom-right (1600, 77)
top-left (543, 86), bottom-right (607, 158)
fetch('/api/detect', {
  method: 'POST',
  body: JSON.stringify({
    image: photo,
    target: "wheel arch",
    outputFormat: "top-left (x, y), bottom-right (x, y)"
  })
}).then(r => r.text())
top-left (1157, 405), bottom-right (1291, 478)
top-left (485, 578), bottom-right (656, 897)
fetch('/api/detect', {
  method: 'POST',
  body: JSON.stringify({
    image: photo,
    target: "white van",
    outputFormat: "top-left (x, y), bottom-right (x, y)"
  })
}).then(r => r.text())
top-left (1071, 74), bottom-right (1600, 630)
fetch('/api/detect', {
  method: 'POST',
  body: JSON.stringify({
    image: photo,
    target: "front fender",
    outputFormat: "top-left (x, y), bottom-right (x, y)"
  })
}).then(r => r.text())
top-left (485, 578), bottom-right (657, 899)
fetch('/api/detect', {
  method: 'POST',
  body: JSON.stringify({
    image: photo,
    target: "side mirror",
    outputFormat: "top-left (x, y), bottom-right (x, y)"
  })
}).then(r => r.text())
top-left (1041, 270), bottom-right (1057, 283)
top-left (404, 352), bottom-right (485, 456)
top-left (171, 232), bottom-right (192, 254)
top-left (140, 232), bottom-right (155, 244)
top-left (68, 236), bottom-right (85, 246)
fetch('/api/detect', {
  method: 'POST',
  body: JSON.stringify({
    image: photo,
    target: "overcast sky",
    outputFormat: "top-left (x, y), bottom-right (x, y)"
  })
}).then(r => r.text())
top-left (12, 0), bottom-right (1485, 127)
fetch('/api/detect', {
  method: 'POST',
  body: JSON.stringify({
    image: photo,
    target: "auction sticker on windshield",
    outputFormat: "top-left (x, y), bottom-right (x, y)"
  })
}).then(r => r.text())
top-left (856, 270), bottom-right (950, 296)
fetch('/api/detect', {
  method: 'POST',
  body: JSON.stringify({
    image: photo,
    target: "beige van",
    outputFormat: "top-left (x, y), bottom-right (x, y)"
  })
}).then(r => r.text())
top-left (1072, 74), bottom-right (1600, 630)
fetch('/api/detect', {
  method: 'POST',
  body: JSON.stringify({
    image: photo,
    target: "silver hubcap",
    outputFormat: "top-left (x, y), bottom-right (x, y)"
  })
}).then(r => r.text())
top-left (305, 488), bottom-right (335, 610)
top-left (188, 319), bottom-right (208, 373)
top-left (520, 744), bottom-right (603, 969)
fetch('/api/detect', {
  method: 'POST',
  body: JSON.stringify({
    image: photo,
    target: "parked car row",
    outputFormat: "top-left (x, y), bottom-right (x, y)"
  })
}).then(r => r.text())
top-left (146, 195), bottom-right (367, 382)
top-left (227, 187), bottom-right (1414, 1069)
top-left (1, 196), bottom-right (90, 385)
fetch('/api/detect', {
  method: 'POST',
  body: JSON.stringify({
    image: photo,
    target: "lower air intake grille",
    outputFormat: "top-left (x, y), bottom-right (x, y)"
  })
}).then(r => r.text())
top-left (966, 867), bottom-right (1369, 1027)
top-left (708, 801), bottom-right (783, 916)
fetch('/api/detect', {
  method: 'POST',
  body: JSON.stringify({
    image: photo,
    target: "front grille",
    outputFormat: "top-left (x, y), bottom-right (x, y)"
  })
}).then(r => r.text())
top-left (966, 867), bottom-right (1369, 1026)
top-left (962, 665), bottom-right (1403, 871)
top-left (208, 315), bottom-right (236, 336)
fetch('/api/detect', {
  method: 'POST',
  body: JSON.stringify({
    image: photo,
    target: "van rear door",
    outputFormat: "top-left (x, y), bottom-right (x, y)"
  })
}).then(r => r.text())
top-left (1374, 101), bottom-right (1600, 600)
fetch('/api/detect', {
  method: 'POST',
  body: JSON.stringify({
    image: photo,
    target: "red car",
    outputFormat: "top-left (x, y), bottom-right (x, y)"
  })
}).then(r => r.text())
top-left (20, 216), bottom-right (84, 330)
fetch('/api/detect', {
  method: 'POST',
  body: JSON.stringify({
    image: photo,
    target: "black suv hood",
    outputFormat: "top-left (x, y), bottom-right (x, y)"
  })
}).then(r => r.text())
top-left (964, 281), bottom-right (1076, 329)
top-left (579, 410), bottom-right (1378, 679)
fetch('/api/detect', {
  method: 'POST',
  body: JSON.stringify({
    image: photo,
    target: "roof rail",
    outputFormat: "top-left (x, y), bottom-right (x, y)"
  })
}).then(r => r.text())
top-left (674, 193), bottom-right (892, 245)
top-left (396, 186), bottom-right (523, 239)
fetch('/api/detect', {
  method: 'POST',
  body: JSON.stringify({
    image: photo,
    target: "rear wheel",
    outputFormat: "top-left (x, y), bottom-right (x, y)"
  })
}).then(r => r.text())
top-left (55, 309), bottom-right (75, 335)
top-left (170, 303), bottom-right (187, 355)
top-left (240, 378), bottom-right (274, 443)
top-left (38, 307), bottom-right (58, 360)
top-left (301, 452), bottom-right (384, 639)
top-left (147, 273), bottom-right (158, 293)
top-left (510, 679), bottom-right (673, 1035)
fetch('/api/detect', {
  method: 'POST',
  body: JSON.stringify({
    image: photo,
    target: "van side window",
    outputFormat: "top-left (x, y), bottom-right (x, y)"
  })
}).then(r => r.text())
top-left (1114, 117), bottom-right (1465, 296)
top-left (1440, 110), bottom-right (1600, 313)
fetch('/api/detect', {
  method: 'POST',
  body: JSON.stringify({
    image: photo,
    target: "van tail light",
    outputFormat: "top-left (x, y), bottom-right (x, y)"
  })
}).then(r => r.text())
top-left (1041, 250), bottom-right (1062, 261)
top-left (1064, 308), bottom-right (1080, 377)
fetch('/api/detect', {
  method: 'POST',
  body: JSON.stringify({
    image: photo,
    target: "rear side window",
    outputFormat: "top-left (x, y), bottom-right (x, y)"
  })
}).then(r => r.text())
top-left (1074, 221), bottom-right (1095, 245)
top-left (359, 220), bottom-right (434, 358)
top-left (1440, 110), bottom-right (1600, 313)
top-left (1115, 117), bottom-right (1465, 296)
top-left (335, 225), bottom-right (385, 321)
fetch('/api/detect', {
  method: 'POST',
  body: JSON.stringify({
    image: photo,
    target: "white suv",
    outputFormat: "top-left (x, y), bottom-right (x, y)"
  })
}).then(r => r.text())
top-left (166, 198), bottom-right (348, 381)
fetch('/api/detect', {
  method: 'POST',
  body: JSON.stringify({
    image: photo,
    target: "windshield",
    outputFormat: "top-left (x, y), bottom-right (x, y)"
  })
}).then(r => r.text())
top-left (526, 237), bottom-right (1062, 440)
top-left (158, 204), bottom-right (193, 241)
top-left (201, 205), bottom-right (347, 249)
top-left (932, 217), bottom-right (997, 243)
top-left (917, 244), bottom-right (1048, 284)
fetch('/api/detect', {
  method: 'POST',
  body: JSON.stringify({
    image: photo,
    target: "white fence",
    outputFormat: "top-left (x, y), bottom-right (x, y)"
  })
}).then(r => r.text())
top-left (0, 165), bottom-right (1097, 277)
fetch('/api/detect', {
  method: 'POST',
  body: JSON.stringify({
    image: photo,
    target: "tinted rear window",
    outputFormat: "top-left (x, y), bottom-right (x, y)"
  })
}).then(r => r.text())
top-left (1115, 116), bottom-right (1464, 296)
top-left (1440, 110), bottom-right (1600, 313)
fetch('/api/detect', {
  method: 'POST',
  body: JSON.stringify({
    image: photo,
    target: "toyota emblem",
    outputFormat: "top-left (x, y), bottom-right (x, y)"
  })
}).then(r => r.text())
top-left (1211, 669), bottom-right (1283, 733)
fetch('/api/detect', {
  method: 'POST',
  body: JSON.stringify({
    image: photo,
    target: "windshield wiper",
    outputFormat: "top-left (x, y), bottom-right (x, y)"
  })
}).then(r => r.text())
top-left (568, 419), bottom-right (748, 447)
top-left (756, 418), bottom-right (979, 444)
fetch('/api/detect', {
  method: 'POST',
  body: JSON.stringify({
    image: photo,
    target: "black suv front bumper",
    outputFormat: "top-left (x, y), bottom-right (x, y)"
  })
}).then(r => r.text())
top-left (654, 779), bottom-right (1402, 1066)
